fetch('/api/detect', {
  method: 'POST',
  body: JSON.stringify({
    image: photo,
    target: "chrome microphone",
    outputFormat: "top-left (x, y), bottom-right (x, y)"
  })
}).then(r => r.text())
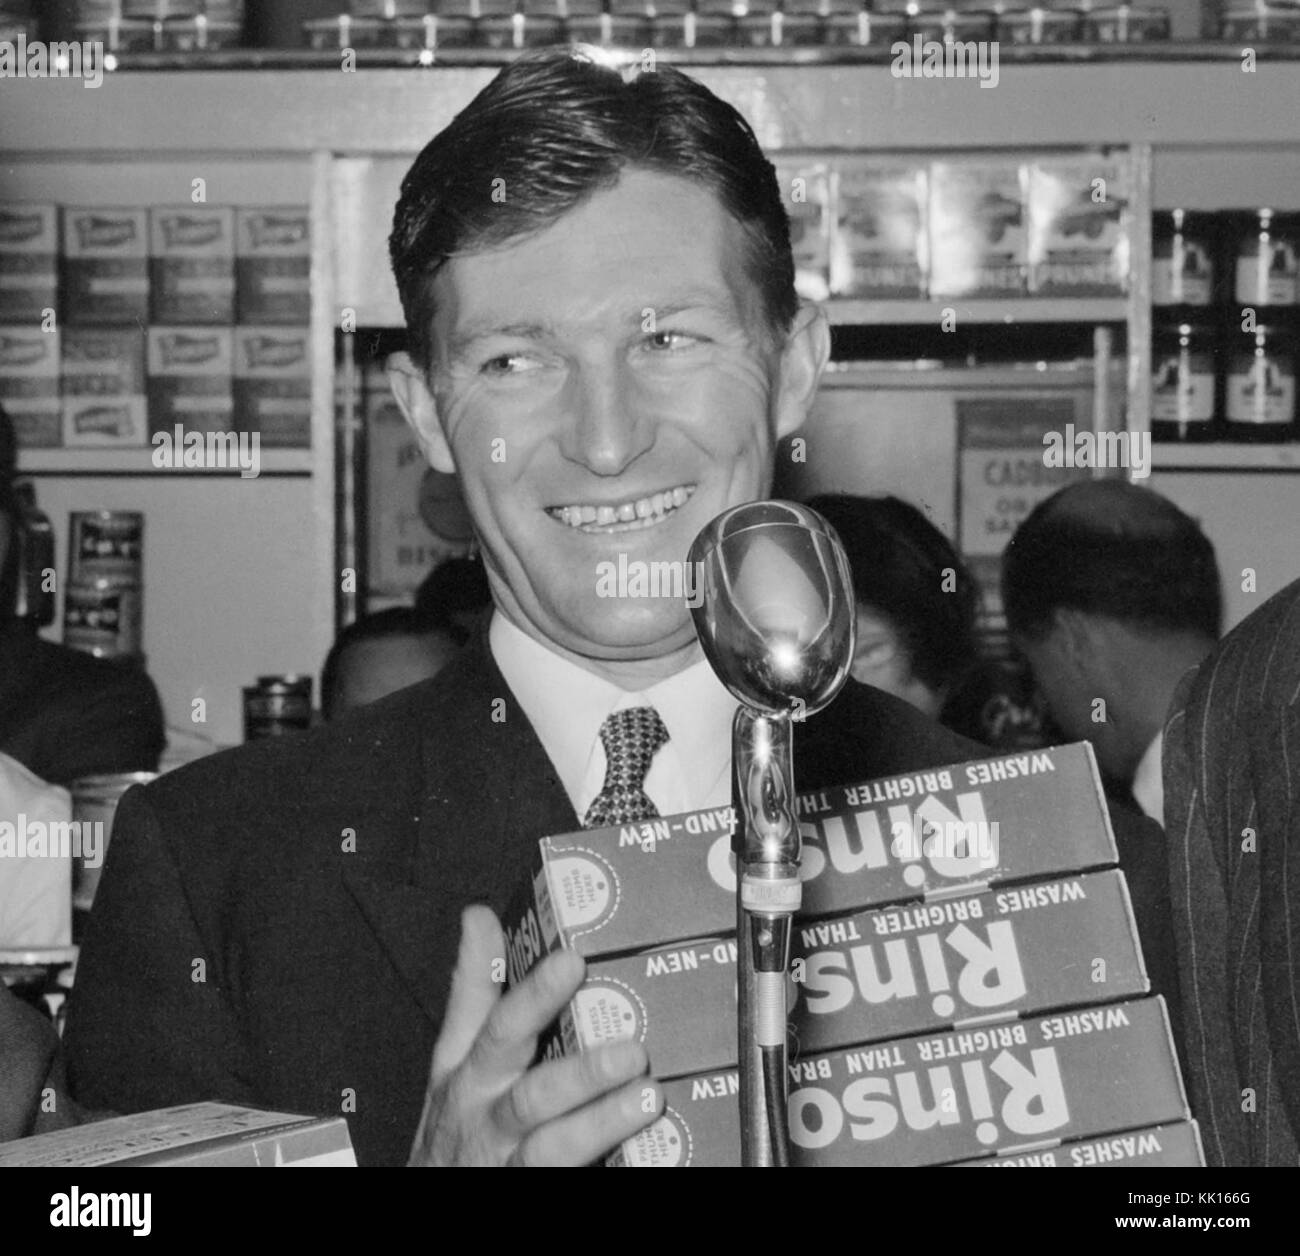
top-left (688, 500), bottom-right (855, 1166)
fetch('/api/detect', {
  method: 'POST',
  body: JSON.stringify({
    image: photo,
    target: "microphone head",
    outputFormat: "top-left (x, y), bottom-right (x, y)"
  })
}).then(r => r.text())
top-left (688, 500), bottom-right (856, 718)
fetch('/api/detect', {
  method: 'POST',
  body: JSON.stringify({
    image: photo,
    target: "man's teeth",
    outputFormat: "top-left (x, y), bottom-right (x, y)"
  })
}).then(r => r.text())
top-left (551, 485), bottom-right (694, 531)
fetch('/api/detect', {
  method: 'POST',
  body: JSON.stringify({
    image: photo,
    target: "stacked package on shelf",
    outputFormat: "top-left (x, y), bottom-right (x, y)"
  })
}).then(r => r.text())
top-left (504, 740), bottom-right (1200, 1166)
top-left (0, 200), bottom-right (311, 450)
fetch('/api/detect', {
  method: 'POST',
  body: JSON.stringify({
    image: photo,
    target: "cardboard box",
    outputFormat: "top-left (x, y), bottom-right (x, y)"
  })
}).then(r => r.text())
top-left (552, 868), bottom-right (1146, 1081)
top-left (61, 208), bottom-right (150, 325)
top-left (0, 1103), bottom-right (356, 1167)
top-left (830, 163), bottom-right (928, 298)
top-left (929, 161), bottom-right (1028, 298)
top-left (773, 161), bottom-right (830, 302)
top-left (233, 325), bottom-right (311, 447)
top-left (149, 206), bottom-right (236, 324)
top-left (957, 1120), bottom-right (1204, 1167)
top-left (61, 326), bottom-right (147, 397)
top-left (235, 207), bottom-right (311, 325)
top-left (146, 326), bottom-right (234, 436)
top-left (0, 203), bottom-right (59, 324)
top-left (615, 996), bottom-right (1188, 1166)
top-left (505, 742), bottom-right (1117, 970)
top-left (63, 397), bottom-right (149, 447)
top-left (1027, 156), bottom-right (1130, 297)
top-left (0, 325), bottom-right (60, 446)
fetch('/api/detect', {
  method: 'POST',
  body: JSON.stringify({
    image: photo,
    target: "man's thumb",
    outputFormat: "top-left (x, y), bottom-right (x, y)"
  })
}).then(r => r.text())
top-left (430, 904), bottom-right (507, 1084)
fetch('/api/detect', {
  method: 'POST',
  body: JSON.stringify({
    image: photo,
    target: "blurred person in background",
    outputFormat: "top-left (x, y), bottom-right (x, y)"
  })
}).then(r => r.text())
top-left (320, 607), bottom-right (468, 720)
top-left (806, 493), bottom-right (980, 725)
top-left (0, 405), bottom-right (165, 787)
top-left (413, 555), bottom-right (492, 637)
top-left (1001, 479), bottom-right (1221, 827)
top-left (1162, 575), bottom-right (1300, 1166)
top-left (0, 750), bottom-right (72, 950)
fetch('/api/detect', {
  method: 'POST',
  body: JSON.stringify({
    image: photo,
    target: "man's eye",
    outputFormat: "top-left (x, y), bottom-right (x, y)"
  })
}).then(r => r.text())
top-left (646, 331), bottom-right (699, 352)
top-left (480, 353), bottom-right (540, 376)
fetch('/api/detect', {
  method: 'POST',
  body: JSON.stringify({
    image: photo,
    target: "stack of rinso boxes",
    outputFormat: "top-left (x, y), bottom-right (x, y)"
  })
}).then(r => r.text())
top-left (505, 741), bottom-right (1203, 1166)
top-left (1151, 207), bottom-right (1299, 444)
top-left (0, 202), bottom-right (311, 453)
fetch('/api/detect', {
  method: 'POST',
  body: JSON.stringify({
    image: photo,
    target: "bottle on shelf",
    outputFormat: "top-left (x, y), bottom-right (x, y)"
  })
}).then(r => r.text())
top-left (1151, 319), bottom-right (1220, 443)
top-left (1152, 208), bottom-right (1218, 313)
top-left (1221, 319), bottom-right (1297, 444)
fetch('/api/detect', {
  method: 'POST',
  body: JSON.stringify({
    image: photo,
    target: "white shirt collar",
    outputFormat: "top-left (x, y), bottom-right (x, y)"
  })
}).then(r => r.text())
top-left (489, 611), bottom-right (737, 822)
top-left (1131, 730), bottom-right (1164, 827)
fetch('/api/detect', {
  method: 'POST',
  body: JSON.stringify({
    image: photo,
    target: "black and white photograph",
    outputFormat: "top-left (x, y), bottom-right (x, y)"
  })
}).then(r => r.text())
top-left (0, 0), bottom-right (1296, 1225)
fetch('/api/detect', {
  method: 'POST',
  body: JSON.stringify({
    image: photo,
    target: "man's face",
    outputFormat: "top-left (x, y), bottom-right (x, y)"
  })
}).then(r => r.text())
top-left (392, 169), bottom-right (826, 668)
top-left (1015, 626), bottom-right (1118, 768)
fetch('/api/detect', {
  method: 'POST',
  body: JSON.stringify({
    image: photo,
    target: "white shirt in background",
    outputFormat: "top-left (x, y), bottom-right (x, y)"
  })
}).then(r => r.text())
top-left (0, 752), bottom-right (72, 950)
top-left (1131, 730), bottom-right (1165, 828)
top-left (490, 612), bottom-right (737, 820)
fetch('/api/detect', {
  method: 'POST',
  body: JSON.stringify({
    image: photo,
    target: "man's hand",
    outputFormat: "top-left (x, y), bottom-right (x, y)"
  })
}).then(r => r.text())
top-left (408, 904), bottom-right (664, 1166)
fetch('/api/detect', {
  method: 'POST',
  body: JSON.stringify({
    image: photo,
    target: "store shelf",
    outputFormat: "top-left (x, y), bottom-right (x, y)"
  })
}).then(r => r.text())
top-left (1152, 442), bottom-right (1300, 471)
top-left (2, 62), bottom-right (1297, 155)
top-left (16, 448), bottom-right (314, 476)
top-left (827, 297), bottom-right (1128, 326)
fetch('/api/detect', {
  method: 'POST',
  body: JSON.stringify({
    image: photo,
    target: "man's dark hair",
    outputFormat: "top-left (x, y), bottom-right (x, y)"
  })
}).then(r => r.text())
top-left (808, 493), bottom-right (980, 696)
top-left (321, 607), bottom-right (468, 721)
top-left (1001, 480), bottom-right (1222, 642)
top-left (389, 45), bottom-right (798, 372)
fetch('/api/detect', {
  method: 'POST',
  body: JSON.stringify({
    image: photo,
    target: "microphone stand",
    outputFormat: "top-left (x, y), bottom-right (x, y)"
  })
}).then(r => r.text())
top-left (732, 708), bottom-right (800, 1167)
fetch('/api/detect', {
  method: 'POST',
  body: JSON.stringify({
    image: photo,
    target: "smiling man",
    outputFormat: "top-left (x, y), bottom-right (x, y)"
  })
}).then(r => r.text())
top-left (63, 48), bottom-right (982, 1166)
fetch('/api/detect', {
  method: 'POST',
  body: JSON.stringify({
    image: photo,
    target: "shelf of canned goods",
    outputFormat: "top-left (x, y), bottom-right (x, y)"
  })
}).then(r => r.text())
top-left (4, 0), bottom-right (1300, 57)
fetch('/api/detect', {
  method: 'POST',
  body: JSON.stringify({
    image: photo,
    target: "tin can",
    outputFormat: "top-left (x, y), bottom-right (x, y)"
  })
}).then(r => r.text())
top-left (1083, 5), bottom-right (1170, 40)
top-left (244, 674), bottom-right (314, 740)
top-left (350, 0), bottom-right (432, 15)
top-left (121, 0), bottom-right (201, 15)
top-left (910, 9), bottom-right (997, 41)
top-left (71, 772), bottom-right (157, 912)
top-left (69, 510), bottom-right (143, 584)
top-left (159, 17), bottom-right (244, 49)
top-left (1152, 208), bottom-right (1216, 307)
top-left (74, 17), bottom-right (161, 50)
top-left (1224, 323), bottom-right (1297, 440)
top-left (1234, 209), bottom-right (1299, 308)
top-left (566, 13), bottom-right (649, 42)
top-left (302, 15), bottom-right (387, 48)
top-left (63, 579), bottom-right (143, 660)
top-left (734, 11), bottom-right (823, 44)
top-left (997, 8), bottom-right (1082, 43)
top-left (824, 10), bottom-right (906, 44)
top-left (1151, 321), bottom-right (1218, 441)
top-left (1220, 3), bottom-right (1300, 41)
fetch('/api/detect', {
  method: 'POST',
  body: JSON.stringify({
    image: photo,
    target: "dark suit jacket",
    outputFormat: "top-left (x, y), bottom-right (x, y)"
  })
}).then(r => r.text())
top-left (1163, 576), bottom-right (1300, 1166)
top-left (61, 632), bottom-right (1178, 1165)
top-left (0, 623), bottom-right (166, 787)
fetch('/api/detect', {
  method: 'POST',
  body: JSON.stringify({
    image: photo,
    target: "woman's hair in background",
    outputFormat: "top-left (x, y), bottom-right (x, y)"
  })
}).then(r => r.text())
top-left (807, 493), bottom-right (981, 698)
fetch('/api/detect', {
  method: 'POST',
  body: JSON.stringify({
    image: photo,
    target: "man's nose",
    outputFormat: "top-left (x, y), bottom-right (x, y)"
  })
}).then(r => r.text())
top-left (560, 361), bottom-right (651, 476)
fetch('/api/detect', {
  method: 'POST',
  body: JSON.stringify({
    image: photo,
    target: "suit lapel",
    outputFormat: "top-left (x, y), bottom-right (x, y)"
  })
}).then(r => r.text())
top-left (344, 631), bottom-right (577, 1025)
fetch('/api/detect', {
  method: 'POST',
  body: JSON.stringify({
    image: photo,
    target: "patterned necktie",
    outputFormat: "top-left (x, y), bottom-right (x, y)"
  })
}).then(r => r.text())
top-left (582, 706), bottom-right (670, 829)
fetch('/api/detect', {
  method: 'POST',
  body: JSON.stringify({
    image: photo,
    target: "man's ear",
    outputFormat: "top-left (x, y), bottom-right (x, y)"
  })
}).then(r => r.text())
top-left (387, 351), bottom-right (455, 475)
top-left (772, 300), bottom-right (830, 442)
top-left (1053, 606), bottom-right (1100, 674)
